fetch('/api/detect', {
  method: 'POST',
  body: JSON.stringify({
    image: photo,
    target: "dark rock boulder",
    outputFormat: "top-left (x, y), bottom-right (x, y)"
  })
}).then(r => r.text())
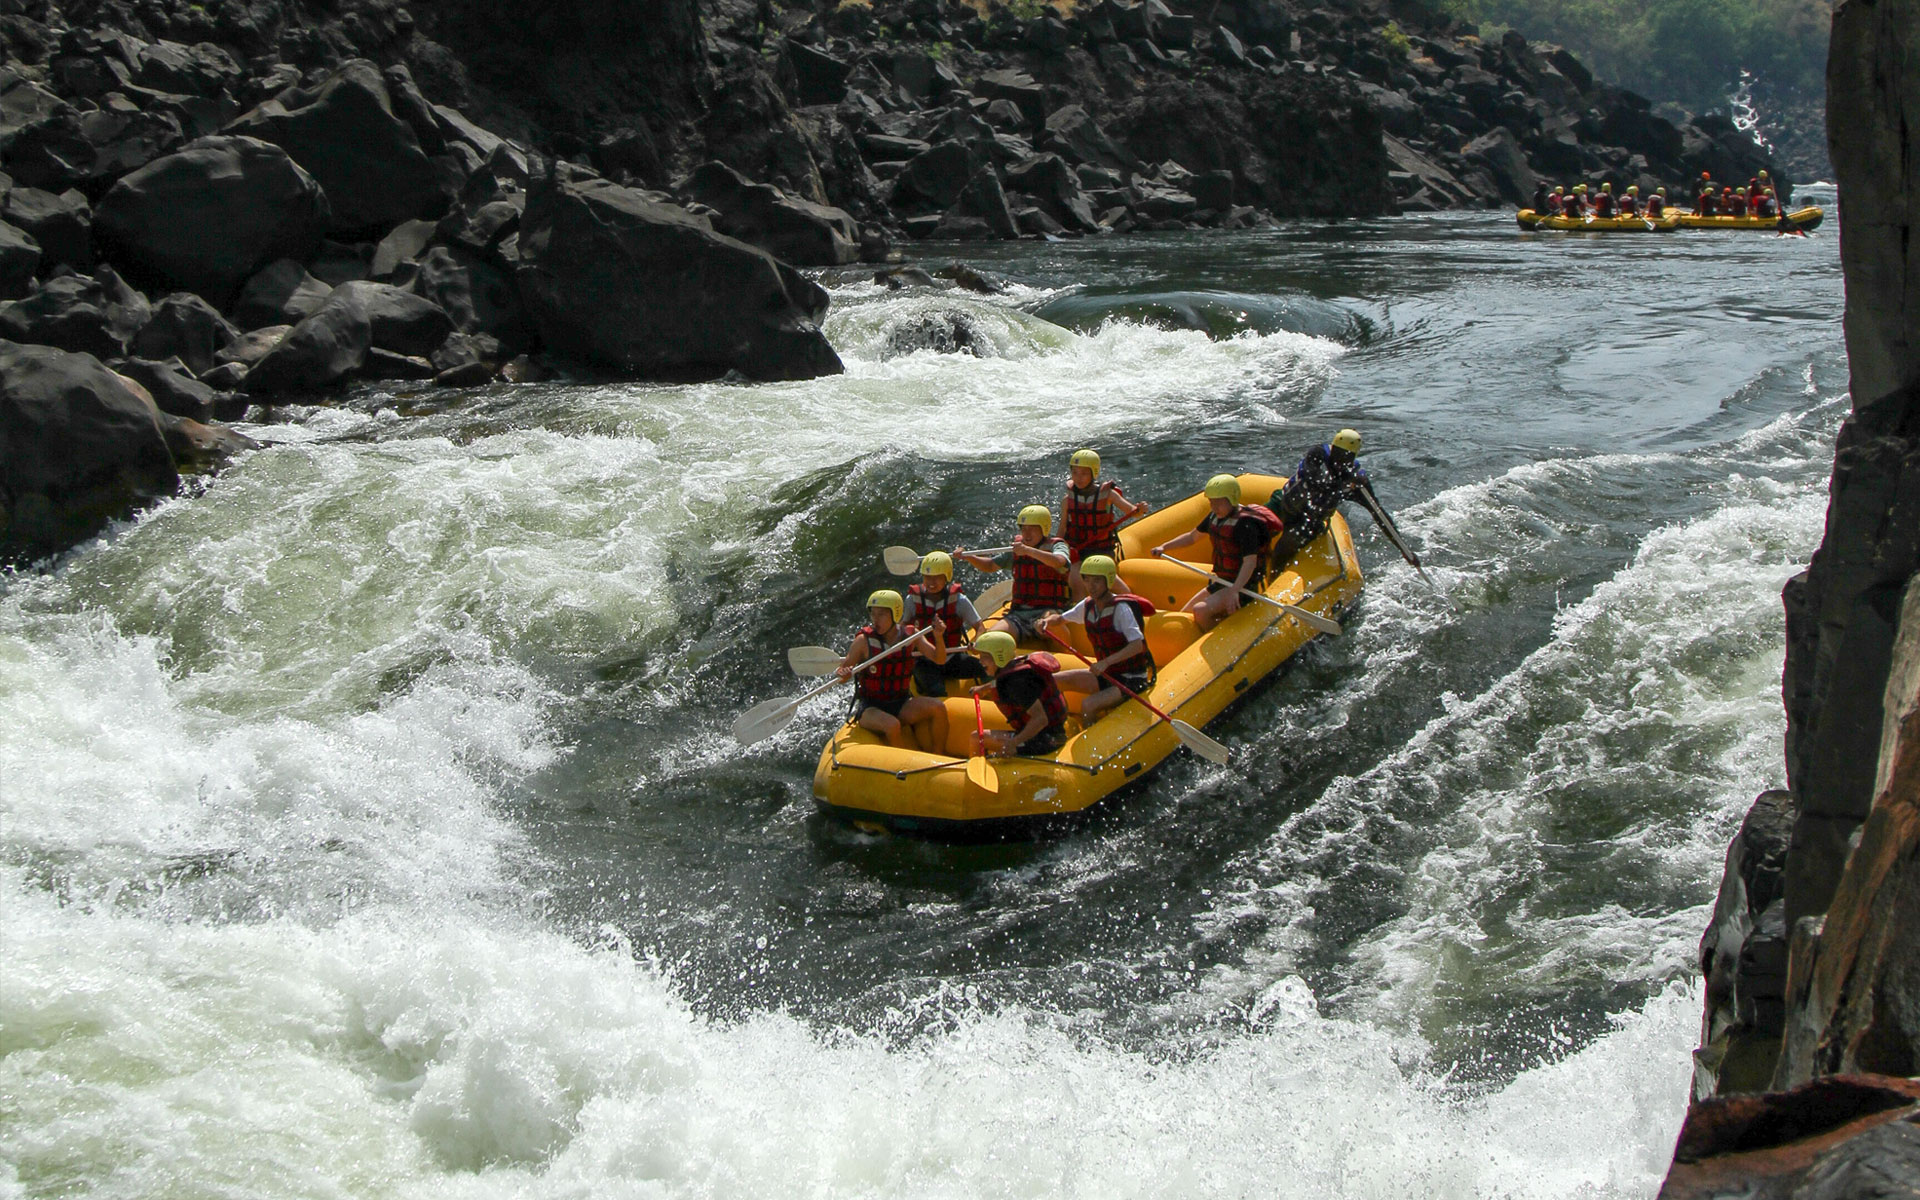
top-left (113, 355), bottom-right (220, 422)
top-left (94, 135), bottom-right (327, 307)
top-left (3, 106), bottom-right (187, 194)
top-left (232, 259), bottom-right (332, 330)
top-left (405, 245), bottom-right (528, 356)
top-left (1004, 152), bottom-right (1100, 232)
top-left (136, 41), bottom-right (243, 98)
top-left (780, 40), bottom-right (853, 107)
top-left (0, 339), bottom-right (178, 565)
top-left (1464, 128), bottom-right (1536, 206)
top-left (1042, 104), bottom-right (1138, 174)
top-left (370, 219), bottom-right (438, 279)
top-left (938, 167), bottom-right (1019, 239)
top-left (679, 160), bottom-right (861, 266)
top-left (0, 78), bottom-right (68, 150)
top-left (0, 219), bottom-right (39, 298)
top-left (331, 280), bottom-right (453, 358)
top-left (216, 325), bottom-right (291, 368)
top-left (516, 175), bottom-right (842, 382)
top-left (227, 59), bottom-right (449, 236)
top-left (1, 187), bottom-right (91, 271)
top-left (133, 293), bottom-right (239, 376)
top-left (978, 69), bottom-right (1045, 126)
top-left (0, 267), bottom-right (149, 358)
top-left (893, 142), bottom-right (979, 211)
top-left (243, 287), bottom-right (372, 394)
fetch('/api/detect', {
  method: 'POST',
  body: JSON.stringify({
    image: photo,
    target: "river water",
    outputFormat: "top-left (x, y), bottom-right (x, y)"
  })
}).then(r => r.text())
top-left (1, 196), bottom-right (1845, 1198)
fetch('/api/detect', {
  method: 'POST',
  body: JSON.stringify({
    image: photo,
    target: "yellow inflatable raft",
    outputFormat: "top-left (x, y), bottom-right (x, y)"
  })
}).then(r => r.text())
top-left (1677, 206), bottom-right (1824, 231)
top-left (811, 474), bottom-right (1364, 837)
top-left (1515, 209), bottom-right (1682, 232)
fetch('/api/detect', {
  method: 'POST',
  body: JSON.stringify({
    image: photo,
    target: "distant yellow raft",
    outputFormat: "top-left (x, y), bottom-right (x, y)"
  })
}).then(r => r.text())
top-left (1515, 209), bottom-right (1682, 232)
top-left (811, 473), bottom-right (1364, 837)
top-left (1677, 206), bottom-right (1824, 231)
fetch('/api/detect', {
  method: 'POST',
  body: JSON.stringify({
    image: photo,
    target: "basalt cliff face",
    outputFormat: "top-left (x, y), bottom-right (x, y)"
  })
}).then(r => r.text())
top-left (1665, 0), bottom-right (1920, 1194)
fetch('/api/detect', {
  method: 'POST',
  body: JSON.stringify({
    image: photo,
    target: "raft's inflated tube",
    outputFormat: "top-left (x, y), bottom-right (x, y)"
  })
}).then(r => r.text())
top-left (811, 474), bottom-right (1364, 837)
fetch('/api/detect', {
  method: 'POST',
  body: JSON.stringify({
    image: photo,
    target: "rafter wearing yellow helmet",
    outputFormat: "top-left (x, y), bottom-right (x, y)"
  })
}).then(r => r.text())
top-left (1062, 447), bottom-right (1150, 602)
top-left (836, 588), bottom-right (949, 752)
top-left (957, 503), bottom-right (1072, 643)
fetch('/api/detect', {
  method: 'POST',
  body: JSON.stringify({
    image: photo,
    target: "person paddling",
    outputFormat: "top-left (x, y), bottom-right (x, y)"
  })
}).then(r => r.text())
top-left (1266, 428), bottom-right (1374, 576)
top-left (969, 631), bottom-right (1069, 758)
top-left (958, 505), bottom-right (1071, 643)
top-left (1618, 185), bottom-right (1641, 217)
top-left (1591, 182), bottom-right (1616, 219)
top-left (1564, 184), bottom-right (1588, 219)
top-left (1060, 448), bottom-right (1148, 599)
top-left (1645, 187), bottom-right (1668, 218)
top-left (1729, 187), bottom-right (1749, 218)
top-left (1545, 185), bottom-right (1565, 215)
top-left (904, 551), bottom-right (987, 698)
top-left (1149, 475), bottom-right (1273, 632)
top-left (1040, 555), bottom-right (1156, 724)
top-left (836, 589), bottom-right (949, 752)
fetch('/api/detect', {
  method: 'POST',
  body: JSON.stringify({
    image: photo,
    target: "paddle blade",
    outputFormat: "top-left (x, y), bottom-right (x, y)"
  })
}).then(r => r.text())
top-left (966, 755), bottom-right (999, 793)
top-left (732, 695), bottom-right (803, 745)
top-left (977, 579), bottom-right (1013, 613)
top-left (787, 646), bottom-right (844, 676)
top-left (1281, 603), bottom-right (1343, 637)
top-left (884, 545), bottom-right (923, 575)
top-left (1171, 719), bottom-right (1231, 765)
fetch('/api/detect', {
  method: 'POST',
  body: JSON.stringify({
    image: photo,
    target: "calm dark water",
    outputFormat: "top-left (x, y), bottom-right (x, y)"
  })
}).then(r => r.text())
top-left (0, 198), bottom-right (1844, 1196)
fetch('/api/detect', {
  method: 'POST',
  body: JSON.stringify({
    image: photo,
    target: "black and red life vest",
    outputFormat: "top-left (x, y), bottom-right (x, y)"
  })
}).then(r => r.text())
top-left (992, 653), bottom-right (1068, 734)
top-left (1593, 194), bottom-right (1616, 217)
top-left (1646, 196), bottom-right (1666, 216)
top-left (1085, 593), bottom-right (1155, 672)
top-left (905, 582), bottom-right (966, 649)
top-left (1201, 505), bottom-right (1283, 582)
top-left (855, 622), bottom-right (920, 703)
top-left (1062, 482), bottom-right (1122, 555)
top-left (1011, 538), bottom-right (1071, 609)
top-left (1619, 196), bottom-right (1639, 216)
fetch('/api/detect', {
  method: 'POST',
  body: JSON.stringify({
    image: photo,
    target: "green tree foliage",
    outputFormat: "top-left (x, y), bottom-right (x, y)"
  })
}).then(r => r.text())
top-left (1435, 0), bottom-right (1829, 111)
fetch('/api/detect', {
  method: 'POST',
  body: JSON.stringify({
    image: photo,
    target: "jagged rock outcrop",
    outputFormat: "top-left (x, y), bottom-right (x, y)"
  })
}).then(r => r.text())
top-left (1676, 0), bottom-right (1920, 1192)
top-left (515, 173), bottom-right (842, 382)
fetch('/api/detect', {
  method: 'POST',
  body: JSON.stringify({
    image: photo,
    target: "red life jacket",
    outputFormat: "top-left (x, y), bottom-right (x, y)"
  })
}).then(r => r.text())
top-left (906, 581), bottom-right (966, 649)
top-left (1202, 505), bottom-right (1283, 581)
top-left (1546, 195), bottom-right (1564, 214)
top-left (1729, 195), bottom-right (1748, 216)
top-left (1619, 196), bottom-right (1639, 216)
top-left (1646, 196), bottom-right (1665, 216)
top-left (1011, 538), bottom-right (1071, 609)
top-left (992, 652), bottom-right (1067, 734)
top-left (1062, 482), bottom-right (1122, 554)
top-left (1085, 593), bottom-right (1156, 672)
top-left (855, 622), bottom-right (919, 703)
top-left (1593, 194), bottom-right (1615, 217)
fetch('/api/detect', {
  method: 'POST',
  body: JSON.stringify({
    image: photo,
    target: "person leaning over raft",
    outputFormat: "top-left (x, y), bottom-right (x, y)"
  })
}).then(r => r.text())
top-left (1149, 474), bottom-right (1270, 632)
top-left (1041, 555), bottom-right (1155, 725)
top-left (904, 551), bottom-right (986, 698)
top-left (1060, 448), bottom-right (1149, 599)
top-left (958, 504), bottom-right (1071, 642)
top-left (836, 589), bottom-right (949, 752)
top-left (969, 631), bottom-right (1069, 758)
top-left (1267, 428), bottom-right (1373, 576)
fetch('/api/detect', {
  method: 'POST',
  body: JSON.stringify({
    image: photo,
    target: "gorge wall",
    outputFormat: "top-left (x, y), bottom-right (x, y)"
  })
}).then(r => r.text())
top-left (1665, 0), bottom-right (1920, 1193)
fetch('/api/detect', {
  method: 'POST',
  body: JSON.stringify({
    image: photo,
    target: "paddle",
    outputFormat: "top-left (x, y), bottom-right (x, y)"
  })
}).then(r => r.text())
top-left (733, 629), bottom-right (930, 745)
top-left (1353, 486), bottom-right (1449, 603)
top-left (885, 544), bottom-right (1012, 576)
top-left (1153, 556), bottom-right (1343, 636)
top-left (969, 578), bottom-right (1009, 613)
top-left (967, 694), bottom-right (998, 792)
top-left (787, 645), bottom-right (846, 676)
top-left (1038, 625), bottom-right (1229, 764)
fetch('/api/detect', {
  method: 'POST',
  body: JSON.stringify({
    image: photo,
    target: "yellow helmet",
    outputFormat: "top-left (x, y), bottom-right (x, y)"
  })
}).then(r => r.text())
top-left (866, 589), bottom-right (903, 621)
top-left (1627, 185), bottom-right (1639, 195)
top-left (1018, 504), bottom-right (1052, 534)
top-left (1737, 186), bottom-right (1748, 195)
top-left (1079, 554), bottom-right (1119, 583)
top-left (1332, 428), bottom-right (1361, 454)
top-left (1574, 184), bottom-right (1587, 193)
top-left (1203, 474), bottom-right (1241, 503)
top-left (920, 551), bottom-right (953, 578)
top-left (1759, 169), bottom-right (1770, 179)
top-left (974, 630), bottom-right (1017, 667)
top-left (1601, 182), bottom-right (1612, 192)
top-left (1657, 187), bottom-right (1667, 195)
top-left (1069, 449), bottom-right (1101, 475)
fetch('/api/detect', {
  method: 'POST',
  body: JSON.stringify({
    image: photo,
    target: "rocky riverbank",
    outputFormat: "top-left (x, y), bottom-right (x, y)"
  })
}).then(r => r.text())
top-left (0, 0), bottom-right (1788, 561)
top-left (1662, 0), bottom-right (1920, 1194)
